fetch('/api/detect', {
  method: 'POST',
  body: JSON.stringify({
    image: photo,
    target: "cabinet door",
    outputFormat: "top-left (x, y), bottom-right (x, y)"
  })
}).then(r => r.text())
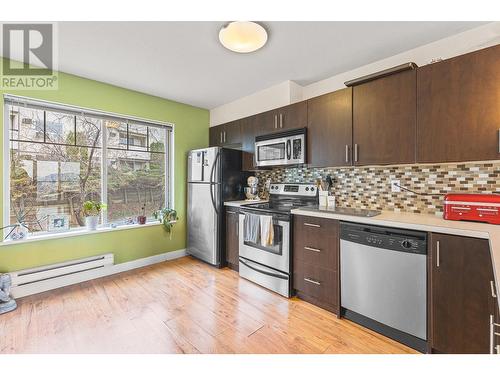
top-left (430, 233), bottom-right (494, 353)
top-left (353, 69), bottom-right (416, 165)
top-left (225, 210), bottom-right (239, 270)
top-left (209, 124), bottom-right (224, 147)
top-left (254, 109), bottom-right (280, 136)
top-left (307, 88), bottom-right (352, 167)
top-left (417, 45), bottom-right (500, 163)
top-left (223, 120), bottom-right (241, 145)
top-left (495, 301), bottom-right (500, 354)
top-left (240, 117), bottom-right (256, 171)
top-left (277, 101), bottom-right (307, 132)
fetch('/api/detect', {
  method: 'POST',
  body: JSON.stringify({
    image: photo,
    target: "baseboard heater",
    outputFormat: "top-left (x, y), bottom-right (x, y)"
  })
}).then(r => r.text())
top-left (9, 253), bottom-right (114, 298)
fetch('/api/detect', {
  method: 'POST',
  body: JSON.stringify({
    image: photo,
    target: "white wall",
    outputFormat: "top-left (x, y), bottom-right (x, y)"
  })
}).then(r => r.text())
top-left (210, 22), bottom-right (500, 127)
top-left (209, 80), bottom-right (304, 126)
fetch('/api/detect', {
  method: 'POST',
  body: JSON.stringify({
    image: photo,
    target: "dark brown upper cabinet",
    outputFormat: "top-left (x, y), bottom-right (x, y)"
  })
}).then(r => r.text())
top-left (429, 233), bottom-right (496, 354)
top-left (209, 124), bottom-right (223, 146)
top-left (209, 120), bottom-right (241, 147)
top-left (240, 116), bottom-right (257, 171)
top-left (256, 101), bottom-right (308, 136)
top-left (307, 88), bottom-right (353, 167)
top-left (353, 69), bottom-right (417, 165)
top-left (417, 44), bottom-right (500, 163)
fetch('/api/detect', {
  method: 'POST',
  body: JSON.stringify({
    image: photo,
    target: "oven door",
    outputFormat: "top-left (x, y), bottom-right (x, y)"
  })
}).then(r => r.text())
top-left (255, 134), bottom-right (305, 167)
top-left (238, 212), bottom-right (290, 273)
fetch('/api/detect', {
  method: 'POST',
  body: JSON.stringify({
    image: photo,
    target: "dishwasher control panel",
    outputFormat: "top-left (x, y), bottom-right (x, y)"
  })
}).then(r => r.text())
top-left (340, 222), bottom-right (427, 255)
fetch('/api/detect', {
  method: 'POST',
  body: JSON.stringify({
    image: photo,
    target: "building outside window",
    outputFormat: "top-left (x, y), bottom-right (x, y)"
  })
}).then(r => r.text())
top-left (4, 95), bottom-right (173, 236)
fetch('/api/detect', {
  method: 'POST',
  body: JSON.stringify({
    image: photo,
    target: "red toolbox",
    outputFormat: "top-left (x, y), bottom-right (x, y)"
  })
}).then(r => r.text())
top-left (443, 193), bottom-right (500, 225)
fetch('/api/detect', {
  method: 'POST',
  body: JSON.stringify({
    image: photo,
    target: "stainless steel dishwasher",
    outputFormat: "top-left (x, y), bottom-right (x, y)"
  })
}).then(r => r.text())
top-left (340, 222), bottom-right (427, 352)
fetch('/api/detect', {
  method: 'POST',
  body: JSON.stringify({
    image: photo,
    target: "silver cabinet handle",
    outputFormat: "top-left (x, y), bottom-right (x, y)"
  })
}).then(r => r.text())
top-left (304, 246), bottom-right (321, 253)
top-left (223, 131), bottom-right (226, 143)
top-left (274, 114), bottom-right (278, 129)
top-left (436, 240), bottom-right (440, 268)
top-left (345, 145), bottom-right (349, 163)
top-left (279, 113), bottom-right (283, 128)
top-left (354, 143), bottom-right (359, 162)
top-left (236, 220), bottom-right (239, 238)
top-left (491, 280), bottom-right (497, 298)
top-left (220, 131), bottom-right (223, 143)
top-left (304, 223), bottom-right (321, 228)
top-left (304, 277), bottom-right (321, 286)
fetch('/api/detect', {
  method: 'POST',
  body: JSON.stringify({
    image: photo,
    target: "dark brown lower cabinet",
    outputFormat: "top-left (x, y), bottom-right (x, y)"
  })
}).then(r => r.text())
top-left (429, 233), bottom-right (496, 354)
top-left (293, 215), bottom-right (339, 314)
top-left (225, 208), bottom-right (239, 271)
top-left (495, 302), bottom-right (500, 354)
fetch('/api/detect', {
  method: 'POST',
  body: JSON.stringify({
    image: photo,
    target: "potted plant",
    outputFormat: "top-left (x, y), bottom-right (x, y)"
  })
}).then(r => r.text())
top-left (0, 206), bottom-right (44, 241)
top-left (153, 208), bottom-right (178, 239)
top-left (82, 201), bottom-right (104, 231)
top-left (137, 204), bottom-right (147, 225)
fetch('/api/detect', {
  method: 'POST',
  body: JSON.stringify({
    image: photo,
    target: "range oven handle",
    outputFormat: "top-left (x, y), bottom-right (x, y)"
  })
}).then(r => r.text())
top-left (286, 139), bottom-right (291, 160)
top-left (239, 258), bottom-right (288, 280)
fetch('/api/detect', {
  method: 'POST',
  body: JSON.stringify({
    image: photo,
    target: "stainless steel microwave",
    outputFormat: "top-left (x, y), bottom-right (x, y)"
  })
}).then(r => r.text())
top-left (254, 128), bottom-right (306, 167)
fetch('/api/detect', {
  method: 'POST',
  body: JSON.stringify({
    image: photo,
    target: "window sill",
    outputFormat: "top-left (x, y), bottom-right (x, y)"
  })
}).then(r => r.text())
top-left (0, 221), bottom-right (163, 247)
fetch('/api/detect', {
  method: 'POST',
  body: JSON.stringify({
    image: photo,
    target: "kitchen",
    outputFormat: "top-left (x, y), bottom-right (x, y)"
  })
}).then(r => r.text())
top-left (1, 15), bottom-right (500, 372)
top-left (188, 38), bottom-right (500, 354)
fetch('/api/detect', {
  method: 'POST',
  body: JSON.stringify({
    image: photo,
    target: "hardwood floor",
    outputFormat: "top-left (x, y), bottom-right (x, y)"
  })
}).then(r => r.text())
top-left (0, 256), bottom-right (417, 354)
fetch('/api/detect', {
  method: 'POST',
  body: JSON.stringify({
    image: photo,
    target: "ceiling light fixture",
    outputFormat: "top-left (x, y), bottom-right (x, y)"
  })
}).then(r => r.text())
top-left (219, 21), bottom-right (268, 53)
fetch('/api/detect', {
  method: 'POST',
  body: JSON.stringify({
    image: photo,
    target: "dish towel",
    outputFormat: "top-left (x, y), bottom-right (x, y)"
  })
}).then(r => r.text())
top-left (244, 213), bottom-right (260, 243)
top-left (260, 215), bottom-right (274, 247)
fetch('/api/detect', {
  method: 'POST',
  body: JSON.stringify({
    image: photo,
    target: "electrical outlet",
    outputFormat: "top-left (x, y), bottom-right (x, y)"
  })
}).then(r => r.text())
top-left (391, 180), bottom-right (401, 193)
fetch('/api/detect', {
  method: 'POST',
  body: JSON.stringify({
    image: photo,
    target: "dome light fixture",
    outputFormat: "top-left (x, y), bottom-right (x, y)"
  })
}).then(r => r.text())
top-left (219, 21), bottom-right (268, 53)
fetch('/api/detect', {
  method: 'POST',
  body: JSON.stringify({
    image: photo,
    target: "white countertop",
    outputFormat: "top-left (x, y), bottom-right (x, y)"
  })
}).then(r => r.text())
top-left (224, 200), bottom-right (268, 207)
top-left (292, 207), bottom-right (500, 312)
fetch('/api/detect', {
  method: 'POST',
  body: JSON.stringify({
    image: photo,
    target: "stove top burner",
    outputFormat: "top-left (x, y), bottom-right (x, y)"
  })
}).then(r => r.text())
top-left (242, 200), bottom-right (317, 214)
top-left (240, 183), bottom-right (319, 215)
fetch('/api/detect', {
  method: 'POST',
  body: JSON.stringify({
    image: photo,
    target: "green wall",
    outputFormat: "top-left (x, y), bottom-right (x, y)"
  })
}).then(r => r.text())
top-left (0, 61), bottom-right (209, 272)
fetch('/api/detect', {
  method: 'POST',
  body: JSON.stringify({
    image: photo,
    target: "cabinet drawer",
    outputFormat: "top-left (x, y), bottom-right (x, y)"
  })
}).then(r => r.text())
top-left (294, 239), bottom-right (337, 270)
top-left (293, 215), bottom-right (338, 270)
top-left (294, 215), bottom-right (338, 237)
top-left (293, 262), bottom-right (337, 308)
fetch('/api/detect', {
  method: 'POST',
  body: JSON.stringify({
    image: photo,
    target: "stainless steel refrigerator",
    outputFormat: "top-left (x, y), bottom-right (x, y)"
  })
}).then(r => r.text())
top-left (187, 147), bottom-right (248, 266)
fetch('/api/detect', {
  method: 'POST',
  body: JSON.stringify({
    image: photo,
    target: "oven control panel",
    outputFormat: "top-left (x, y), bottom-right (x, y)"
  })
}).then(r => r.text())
top-left (270, 183), bottom-right (317, 196)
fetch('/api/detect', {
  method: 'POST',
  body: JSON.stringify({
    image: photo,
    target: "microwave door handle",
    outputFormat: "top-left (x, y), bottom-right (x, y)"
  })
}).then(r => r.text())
top-left (286, 139), bottom-right (291, 160)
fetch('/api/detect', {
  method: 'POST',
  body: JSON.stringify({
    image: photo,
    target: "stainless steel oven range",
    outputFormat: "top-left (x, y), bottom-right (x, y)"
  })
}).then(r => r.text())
top-left (238, 183), bottom-right (318, 297)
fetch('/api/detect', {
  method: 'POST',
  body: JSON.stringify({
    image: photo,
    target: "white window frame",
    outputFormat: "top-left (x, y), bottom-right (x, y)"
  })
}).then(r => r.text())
top-left (2, 94), bottom-right (174, 240)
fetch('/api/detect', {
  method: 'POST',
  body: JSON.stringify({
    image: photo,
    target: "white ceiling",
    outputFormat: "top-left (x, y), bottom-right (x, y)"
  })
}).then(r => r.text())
top-left (52, 22), bottom-right (487, 109)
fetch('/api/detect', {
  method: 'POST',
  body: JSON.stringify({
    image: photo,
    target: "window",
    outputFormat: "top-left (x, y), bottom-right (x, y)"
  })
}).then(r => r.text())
top-left (4, 96), bottom-right (173, 236)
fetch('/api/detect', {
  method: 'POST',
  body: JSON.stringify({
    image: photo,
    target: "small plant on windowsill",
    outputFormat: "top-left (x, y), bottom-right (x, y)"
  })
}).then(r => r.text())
top-left (137, 204), bottom-right (147, 225)
top-left (82, 201), bottom-right (106, 231)
top-left (153, 208), bottom-right (178, 239)
top-left (1, 205), bottom-right (46, 241)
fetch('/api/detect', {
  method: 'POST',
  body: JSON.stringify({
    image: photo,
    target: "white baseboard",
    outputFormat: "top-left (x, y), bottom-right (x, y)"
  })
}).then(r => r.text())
top-left (11, 249), bottom-right (187, 299)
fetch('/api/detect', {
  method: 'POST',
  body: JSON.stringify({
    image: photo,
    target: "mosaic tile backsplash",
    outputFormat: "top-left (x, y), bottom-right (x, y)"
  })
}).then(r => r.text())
top-left (255, 161), bottom-right (500, 215)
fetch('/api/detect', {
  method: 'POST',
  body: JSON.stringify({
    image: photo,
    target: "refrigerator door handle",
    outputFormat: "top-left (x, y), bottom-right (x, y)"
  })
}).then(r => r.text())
top-left (209, 150), bottom-right (221, 215)
top-left (201, 151), bottom-right (206, 181)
